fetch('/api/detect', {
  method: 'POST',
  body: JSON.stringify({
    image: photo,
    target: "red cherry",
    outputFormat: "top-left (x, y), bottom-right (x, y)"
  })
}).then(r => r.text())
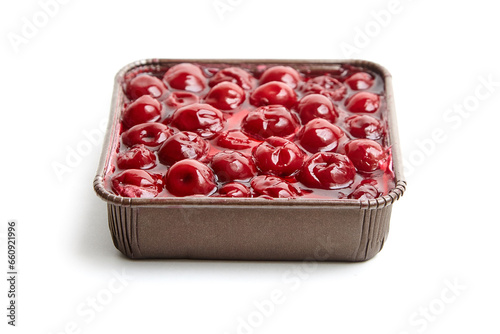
top-left (157, 131), bottom-right (210, 166)
top-left (297, 118), bottom-right (347, 153)
top-left (344, 72), bottom-right (374, 90)
top-left (345, 115), bottom-right (383, 140)
top-left (111, 169), bottom-right (162, 198)
top-left (241, 105), bottom-right (300, 140)
top-left (303, 75), bottom-right (347, 101)
top-left (126, 74), bottom-right (166, 100)
top-left (122, 123), bottom-right (172, 147)
top-left (204, 82), bottom-right (246, 111)
top-left (116, 145), bottom-right (156, 170)
top-left (165, 92), bottom-right (199, 108)
top-left (209, 67), bottom-right (254, 90)
top-left (253, 137), bottom-right (305, 177)
top-left (251, 175), bottom-right (302, 198)
top-left (298, 152), bottom-right (356, 190)
top-left (260, 66), bottom-right (301, 89)
top-left (163, 63), bottom-right (206, 92)
top-left (296, 94), bottom-right (338, 124)
top-left (210, 151), bottom-right (257, 182)
top-left (348, 180), bottom-right (381, 200)
top-left (216, 130), bottom-right (259, 150)
top-left (219, 182), bottom-right (251, 198)
top-left (344, 139), bottom-right (387, 173)
top-left (121, 95), bottom-right (162, 128)
top-left (345, 92), bottom-right (380, 113)
top-left (250, 82), bottom-right (297, 109)
top-left (165, 159), bottom-right (217, 197)
top-left (170, 103), bottom-right (225, 138)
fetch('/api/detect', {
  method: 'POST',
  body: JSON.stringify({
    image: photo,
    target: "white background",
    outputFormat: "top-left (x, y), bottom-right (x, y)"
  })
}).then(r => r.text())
top-left (1, 0), bottom-right (499, 333)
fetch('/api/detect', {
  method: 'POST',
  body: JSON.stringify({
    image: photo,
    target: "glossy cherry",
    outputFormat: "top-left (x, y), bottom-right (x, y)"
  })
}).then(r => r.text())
top-left (216, 130), bottom-right (259, 150)
top-left (165, 92), bottom-right (199, 108)
top-left (344, 139), bottom-right (386, 173)
top-left (126, 74), bottom-right (167, 100)
top-left (253, 137), bottom-right (305, 177)
top-left (250, 82), bottom-right (297, 109)
top-left (157, 131), bottom-right (210, 166)
top-left (163, 63), bottom-right (206, 92)
top-left (345, 115), bottom-right (383, 140)
top-left (209, 67), bottom-right (254, 90)
top-left (296, 94), bottom-right (338, 124)
top-left (111, 169), bottom-right (162, 198)
top-left (116, 145), bottom-right (156, 170)
top-left (348, 180), bottom-right (380, 200)
top-left (165, 159), bottom-right (217, 197)
top-left (297, 118), bottom-right (347, 153)
top-left (122, 95), bottom-right (162, 128)
top-left (210, 151), bottom-right (257, 182)
top-left (303, 75), bottom-right (347, 101)
top-left (219, 182), bottom-right (252, 198)
top-left (251, 175), bottom-right (302, 198)
top-left (345, 92), bottom-right (380, 113)
top-left (344, 72), bottom-right (374, 90)
top-left (241, 105), bottom-right (299, 140)
top-left (259, 66), bottom-right (301, 89)
top-left (170, 103), bottom-right (225, 138)
top-left (299, 152), bottom-right (356, 190)
top-left (122, 123), bottom-right (172, 147)
top-left (204, 82), bottom-right (246, 111)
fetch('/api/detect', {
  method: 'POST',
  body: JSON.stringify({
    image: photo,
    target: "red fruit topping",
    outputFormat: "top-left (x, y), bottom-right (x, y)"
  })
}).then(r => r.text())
top-left (210, 151), bottom-right (257, 182)
top-left (111, 169), bottom-right (162, 198)
top-left (170, 103), bottom-right (225, 138)
top-left (348, 180), bottom-right (380, 200)
top-left (251, 175), bottom-right (302, 198)
top-left (163, 63), bottom-right (206, 92)
top-left (216, 130), bottom-right (258, 150)
top-left (299, 152), bottom-right (356, 190)
top-left (116, 144), bottom-right (156, 170)
top-left (209, 67), bottom-right (254, 90)
top-left (126, 74), bottom-right (167, 100)
top-left (219, 182), bottom-right (251, 198)
top-left (345, 92), bottom-right (380, 113)
top-left (122, 123), bottom-right (172, 147)
top-left (165, 92), bottom-right (199, 108)
top-left (165, 159), bottom-right (217, 197)
top-left (297, 118), bottom-right (347, 153)
top-left (157, 131), bottom-right (210, 166)
top-left (253, 137), bottom-right (305, 177)
top-left (260, 66), bottom-right (301, 89)
top-left (296, 94), bottom-right (338, 124)
top-left (204, 82), bottom-right (246, 111)
top-left (303, 75), bottom-right (347, 101)
top-left (344, 72), bottom-right (375, 90)
top-left (241, 105), bottom-right (299, 140)
top-left (345, 115), bottom-right (383, 140)
top-left (344, 139), bottom-right (387, 173)
top-left (250, 82), bottom-right (297, 109)
top-left (122, 95), bottom-right (162, 128)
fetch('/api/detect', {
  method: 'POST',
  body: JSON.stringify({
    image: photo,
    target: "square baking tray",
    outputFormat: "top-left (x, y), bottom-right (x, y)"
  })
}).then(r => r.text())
top-left (93, 59), bottom-right (406, 261)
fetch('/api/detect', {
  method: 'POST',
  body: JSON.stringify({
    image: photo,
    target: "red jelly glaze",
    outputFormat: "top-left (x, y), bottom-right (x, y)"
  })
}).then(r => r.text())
top-left (209, 67), bottom-right (254, 90)
top-left (296, 94), bottom-right (338, 124)
top-left (253, 137), bottom-right (305, 177)
top-left (345, 92), bottom-right (380, 113)
top-left (344, 139), bottom-right (387, 173)
top-left (122, 123), bottom-right (172, 147)
top-left (157, 131), bottom-right (210, 166)
top-left (241, 105), bottom-right (299, 140)
top-left (216, 130), bottom-right (259, 150)
top-left (345, 115), bottom-right (383, 140)
top-left (219, 182), bottom-right (251, 198)
top-left (297, 118), bottom-right (347, 154)
top-left (210, 151), bottom-right (257, 182)
top-left (303, 75), bottom-right (347, 101)
top-left (170, 103), bottom-right (225, 138)
top-left (260, 66), bottom-right (301, 89)
top-left (204, 82), bottom-right (246, 111)
top-left (122, 95), bottom-right (162, 128)
top-left (116, 144), bottom-right (156, 170)
top-left (126, 74), bottom-right (167, 100)
top-left (251, 175), bottom-right (302, 198)
top-left (250, 82), bottom-right (297, 109)
top-left (348, 180), bottom-right (381, 200)
top-left (299, 152), bottom-right (356, 190)
top-left (111, 169), bottom-right (162, 198)
top-left (165, 92), bottom-right (199, 108)
top-left (344, 72), bottom-right (375, 90)
top-left (165, 159), bottom-right (217, 197)
top-left (163, 63), bottom-right (206, 92)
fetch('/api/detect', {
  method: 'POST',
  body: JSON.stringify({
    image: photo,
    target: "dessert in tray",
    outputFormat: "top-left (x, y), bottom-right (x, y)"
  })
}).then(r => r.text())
top-left (106, 62), bottom-right (395, 200)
